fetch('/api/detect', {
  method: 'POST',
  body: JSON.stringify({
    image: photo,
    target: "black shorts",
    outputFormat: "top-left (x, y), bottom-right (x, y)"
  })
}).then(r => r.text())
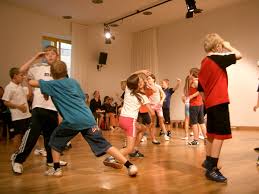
top-left (189, 105), bottom-right (205, 125)
top-left (206, 103), bottom-right (231, 140)
top-left (162, 108), bottom-right (170, 124)
top-left (49, 126), bottom-right (112, 157)
top-left (12, 118), bottom-right (31, 135)
top-left (137, 112), bottom-right (151, 125)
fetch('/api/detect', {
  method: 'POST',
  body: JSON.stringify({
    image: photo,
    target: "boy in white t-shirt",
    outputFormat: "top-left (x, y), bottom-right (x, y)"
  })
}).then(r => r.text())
top-left (11, 46), bottom-right (67, 175)
top-left (2, 68), bottom-right (31, 139)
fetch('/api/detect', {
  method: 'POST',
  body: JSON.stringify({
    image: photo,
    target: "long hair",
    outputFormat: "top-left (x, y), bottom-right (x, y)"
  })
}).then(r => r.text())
top-left (183, 75), bottom-right (190, 96)
top-left (126, 74), bottom-right (143, 103)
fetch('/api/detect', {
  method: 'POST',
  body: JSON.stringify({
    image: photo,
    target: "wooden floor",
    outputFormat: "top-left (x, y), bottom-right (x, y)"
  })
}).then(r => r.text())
top-left (0, 128), bottom-right (259, 194)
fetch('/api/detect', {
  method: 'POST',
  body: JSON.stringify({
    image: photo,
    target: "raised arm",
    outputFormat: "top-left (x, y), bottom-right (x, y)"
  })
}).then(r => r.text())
top-left (20, 52), bottom-right (45, 73)
top-left (222, 41), bottom-right (242, 60)
top-left (173, 78), bottom-right (181, 91)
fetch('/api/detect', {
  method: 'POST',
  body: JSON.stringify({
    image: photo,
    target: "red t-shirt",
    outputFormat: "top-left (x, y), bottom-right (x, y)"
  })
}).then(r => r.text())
top-left (189, 86), bottom-right (203, 106)
top-left (198, 53), bottom-right (236, 109)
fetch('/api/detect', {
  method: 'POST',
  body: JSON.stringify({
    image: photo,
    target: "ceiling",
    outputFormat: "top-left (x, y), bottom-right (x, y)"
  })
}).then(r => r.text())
top-left (6, 0), bottom-right (246, 32)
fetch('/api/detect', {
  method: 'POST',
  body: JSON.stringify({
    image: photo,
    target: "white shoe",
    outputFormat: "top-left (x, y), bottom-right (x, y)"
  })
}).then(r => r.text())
top-left (128, 165), bottom-right (138, 177)
top-left (181, 136), bottom-right (188, 140)
top-left (12, 162), bottom-right (23, 174)
top-left (34, 148), bottom-right (47, 157)
top-left (199, 135), bottom-right (205, 140)
top-left (47, 160), bottom-right (68, 167)
top-left (141, 136), bottom-right (147, 142)
top-left (164, 135), bottom-right (170, 141)
top-left (44, 168), bottom-right (62, 177)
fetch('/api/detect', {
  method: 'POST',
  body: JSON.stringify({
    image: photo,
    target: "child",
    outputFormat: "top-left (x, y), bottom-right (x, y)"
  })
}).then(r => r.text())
top-left (11, 46), bottom-right (67, 175)
top-left (181, 75), bottom-right (191, 140)
top-left (147, 74), bottom-right (170, 141)
top-left (29, 60), bottom-right (138, 177)
top-left (198, 33), bottom-right (242, 182)
top-left (104, 70), bottom-right (153, 162)
top-left (188, 68), bottom-right (207, 146)
top-left (161, 78), bottom-right (181, 137)
top-left (2, 68), bottom-right (31, 140)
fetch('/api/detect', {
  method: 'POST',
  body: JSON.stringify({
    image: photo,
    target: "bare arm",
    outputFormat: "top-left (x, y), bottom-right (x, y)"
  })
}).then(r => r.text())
top-left (173, 78), bottom-right (181, 91)
top-left (20, 52), bottom-right (45, 73)
top-left (189, 91), bottom-right (199, 100)
top-left (159, 87), bottom-right (166, 105)
top-left (222, 41), bottom-right (242, 60)
top-left (4, 101), bottom-right (27, 113)
top-left (29, 80), bottom-right (40, 88)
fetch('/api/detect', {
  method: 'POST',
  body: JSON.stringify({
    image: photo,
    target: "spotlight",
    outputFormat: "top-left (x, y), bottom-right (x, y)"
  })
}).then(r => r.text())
top-left (104, 25), bottom-right (113, 44)
top-left (185, 0), bottom-right (203, 19)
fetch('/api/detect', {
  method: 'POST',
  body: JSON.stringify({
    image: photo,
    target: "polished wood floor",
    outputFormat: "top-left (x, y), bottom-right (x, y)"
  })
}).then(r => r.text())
top-left (0, 128), bottom-right (259, 194)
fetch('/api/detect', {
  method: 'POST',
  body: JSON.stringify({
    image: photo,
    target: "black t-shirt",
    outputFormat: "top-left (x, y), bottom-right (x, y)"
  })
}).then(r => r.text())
top-left (89, 98), bottom-right (102, 113)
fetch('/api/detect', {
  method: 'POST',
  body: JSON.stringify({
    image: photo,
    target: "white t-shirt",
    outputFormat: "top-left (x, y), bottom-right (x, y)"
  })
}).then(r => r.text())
top-left (2, 82), bottom-right (31, 121)
top-left (120, 87), bottom-right (149, 119)
top-left (149, 83), bottom-right (162, 104)
top-left (28, 63), bottom-right (56, 111)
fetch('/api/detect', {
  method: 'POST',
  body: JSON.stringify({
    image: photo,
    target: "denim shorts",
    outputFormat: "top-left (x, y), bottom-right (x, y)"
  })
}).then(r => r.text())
top-left (49, 126), bottom-right (112, 157)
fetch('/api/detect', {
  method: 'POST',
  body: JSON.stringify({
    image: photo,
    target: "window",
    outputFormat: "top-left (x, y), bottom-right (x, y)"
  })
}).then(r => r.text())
top-left (42, 36), bottom-right (72, 76)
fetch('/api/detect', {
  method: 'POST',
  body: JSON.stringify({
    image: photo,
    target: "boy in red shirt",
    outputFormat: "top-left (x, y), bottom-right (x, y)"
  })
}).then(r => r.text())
top-left (198, 33), bottom-right (242, 182)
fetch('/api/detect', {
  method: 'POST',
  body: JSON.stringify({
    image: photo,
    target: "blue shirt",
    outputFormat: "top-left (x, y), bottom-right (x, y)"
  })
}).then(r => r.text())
top-left (39, 78), bottom-right (96, 130)
top-left (163, 88), bottom-right (174, 109)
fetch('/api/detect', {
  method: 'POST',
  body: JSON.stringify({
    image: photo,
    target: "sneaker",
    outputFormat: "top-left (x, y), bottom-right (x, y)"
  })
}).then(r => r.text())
top-left (129, 150), bottom-right (144, 158)
top-left (205, 167), bottom-right (227, 183)
top-left (167, 131), bottom-right (172, 137)
top-left (44, 168), bottom-right (62, 177)
top-left (65, 143), bottom-right (72, 150)
top-left (181, 136), bottom-right (188, 140)
top-left (103, 156), bottom-right (123, 169)
top-left (34, 148), bottom-right (47, 157)
top-left (164, 135), bottom-right (170, 141)
top-left (47, 160), bottom-right (68, 167)
top-left (141, 136), bottom-right (147, 142)
top-left (159, 130), bottom-right (164, 136)
top-left (188, 140), bottom-right (199, 146)
top-left (12, 162), bottom-right (23, 174)
top-left (152, 140), bottom-right (160, 145)
top-left (254, 147), bottom-right (259, 151)
top-left (128, 165), bottom-right (138, 177)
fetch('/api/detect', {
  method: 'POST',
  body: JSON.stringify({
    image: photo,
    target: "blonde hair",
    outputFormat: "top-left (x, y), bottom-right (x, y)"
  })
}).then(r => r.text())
top-left (50, 61), bottom-right (68, 79)
top-left (204, 33), bottom-right (224, 53)
top-left (44, 45), bottom-right (58, 55)
top-left (183, 75), bottom-right (190, 96)
top-left (189, 67), bottom-right (200, 78)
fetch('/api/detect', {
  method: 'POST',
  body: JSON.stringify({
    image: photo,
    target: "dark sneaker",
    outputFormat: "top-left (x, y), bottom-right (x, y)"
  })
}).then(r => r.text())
top-left (205, 168), bottom-right (227, 183)
top-left (152, 140), bottom-right (160, 145)
top-left (167, 131), bottom-right (172, 137)
top-left (254, 147), bottom-right (259, 151)
top-left (129, 150), bottom-right (144, 158)
top-left (188, 140), bottom-right (199, 146)
top-left (103, 156), bottom-right (123, 169)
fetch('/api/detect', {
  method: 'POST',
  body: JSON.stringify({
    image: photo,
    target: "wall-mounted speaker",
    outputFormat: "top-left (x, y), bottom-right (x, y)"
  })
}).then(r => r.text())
top-left (98, 52), bottom-right (108, 65)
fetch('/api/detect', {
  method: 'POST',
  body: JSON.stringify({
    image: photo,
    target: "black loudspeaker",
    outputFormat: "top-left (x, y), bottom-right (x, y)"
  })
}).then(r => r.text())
top-left (98, 52), bottom-right (108, 65)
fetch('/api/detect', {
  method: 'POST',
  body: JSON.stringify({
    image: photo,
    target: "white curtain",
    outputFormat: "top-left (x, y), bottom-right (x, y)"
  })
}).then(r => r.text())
top-left (71, 22), bottom-right (89, 92)
top-left (131, 28), bottom-right (158, 75)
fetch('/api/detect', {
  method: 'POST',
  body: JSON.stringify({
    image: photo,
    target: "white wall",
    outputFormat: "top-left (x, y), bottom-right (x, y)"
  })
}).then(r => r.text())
top-left (72, 23), bottom-right (132, 101)
top-left (0, 1), bottom-right (71, 87)
top-left (157, 0), bottom-right (259, 126)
